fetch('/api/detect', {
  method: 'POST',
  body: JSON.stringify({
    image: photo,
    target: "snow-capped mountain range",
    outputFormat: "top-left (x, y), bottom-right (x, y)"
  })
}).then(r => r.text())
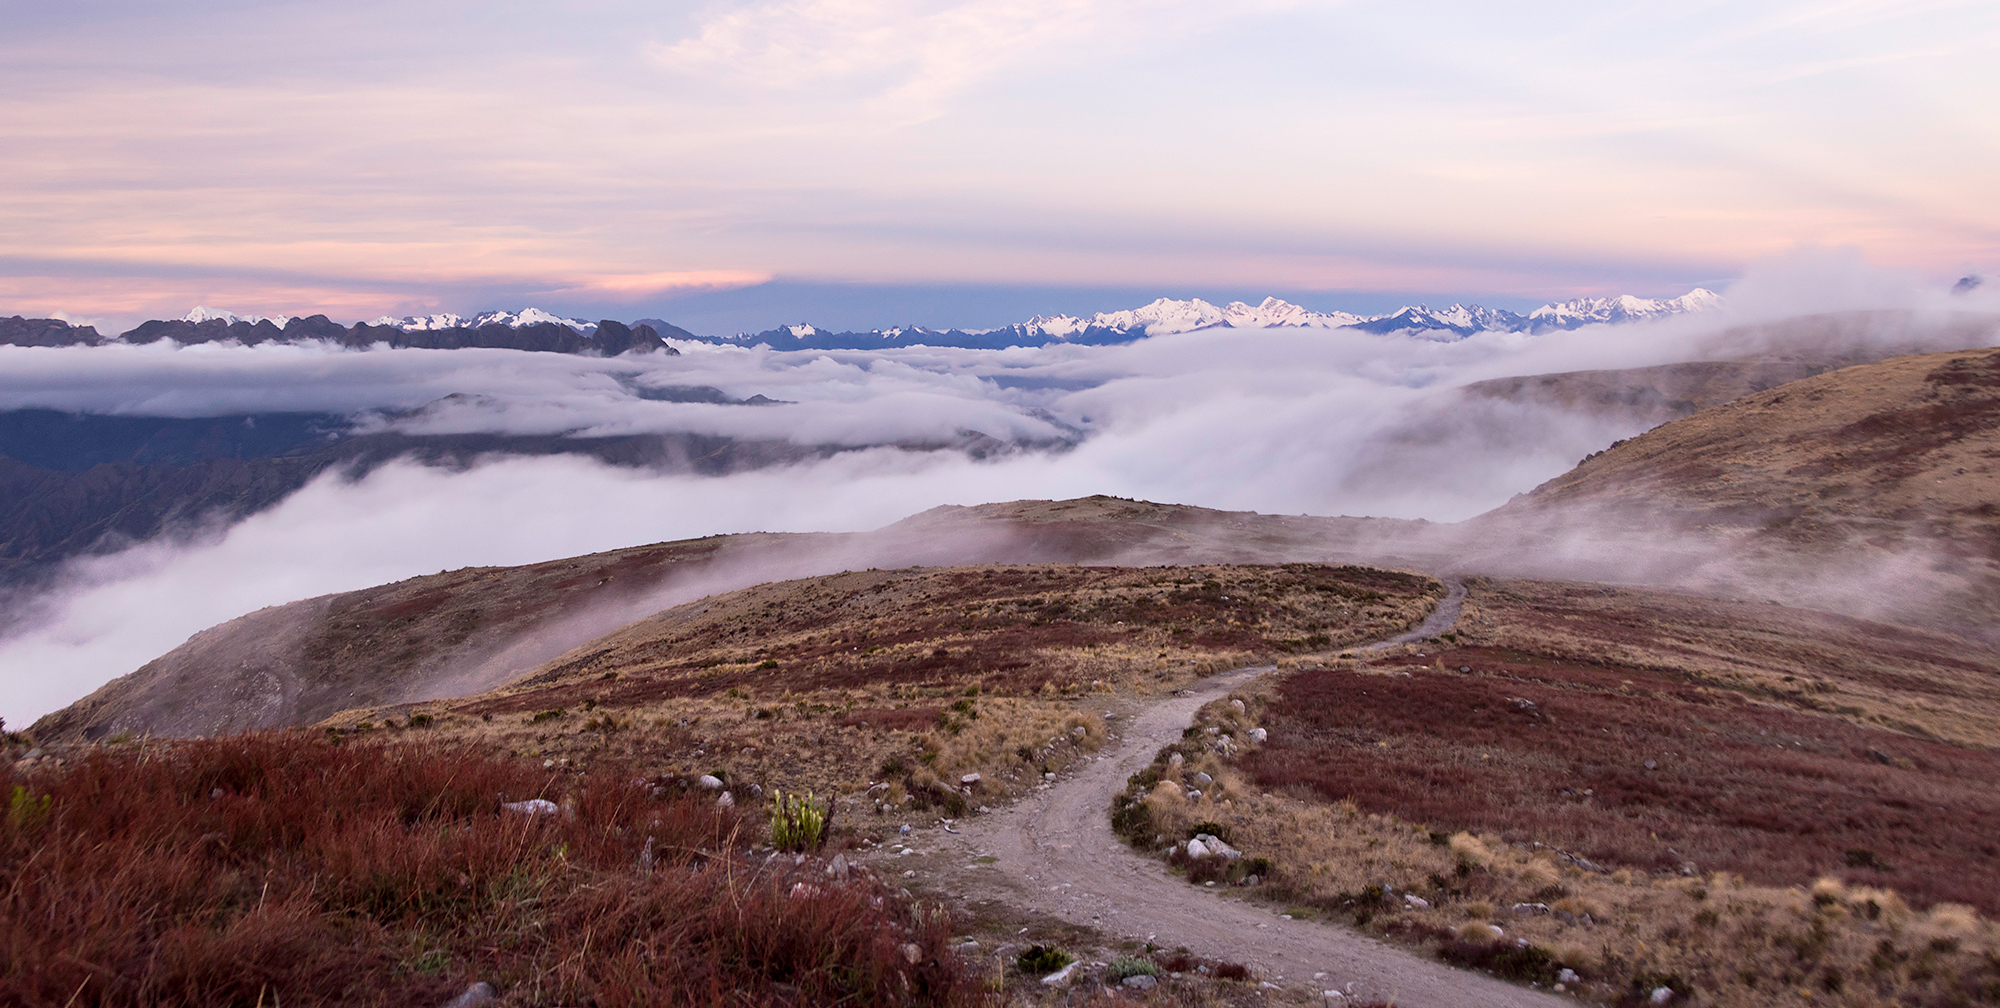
top-left (1000, 289), bottom-right (1719, 339)
top-left (13, 290), bottom-right (1719, 355)
top-left (367, 308), bottom-right (599, 332)
top-left (692, 288), bottom-right (1723, 350)
top-left (184, 307), bottom-right (598, 333)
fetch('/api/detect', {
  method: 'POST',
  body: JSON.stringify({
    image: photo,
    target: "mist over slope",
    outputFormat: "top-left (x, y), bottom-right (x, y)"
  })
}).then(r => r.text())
top-left (29, 498), bottom-right (1426, 741)
top-left (5, 260), bottom-right (1999, 727)
top-left (1476, 345), bottom-right (2000, 638)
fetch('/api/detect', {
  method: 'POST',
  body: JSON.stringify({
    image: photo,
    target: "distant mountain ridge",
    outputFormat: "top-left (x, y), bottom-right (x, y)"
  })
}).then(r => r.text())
top-left (0, 287), bottom-right (1719, 356)
top-left (0, 310), bottom-right (675, 356)
top-left (666, 288), bottom-right (1723, 350)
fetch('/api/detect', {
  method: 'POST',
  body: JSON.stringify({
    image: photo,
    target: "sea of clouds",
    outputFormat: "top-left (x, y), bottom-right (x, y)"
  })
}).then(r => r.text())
top-left (3, 253), bottom-right (1996, 725)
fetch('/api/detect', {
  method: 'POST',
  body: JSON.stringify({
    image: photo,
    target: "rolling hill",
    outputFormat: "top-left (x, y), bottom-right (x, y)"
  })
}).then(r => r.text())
top-left (1479, 345), bottom-right (2000, 638)
top-left (28, 498), bottom-right (1428, 742)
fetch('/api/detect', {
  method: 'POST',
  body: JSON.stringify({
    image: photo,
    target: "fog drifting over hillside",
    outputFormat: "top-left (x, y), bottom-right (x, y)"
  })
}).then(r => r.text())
top-left (5, 254), bottom-right (1998, 726)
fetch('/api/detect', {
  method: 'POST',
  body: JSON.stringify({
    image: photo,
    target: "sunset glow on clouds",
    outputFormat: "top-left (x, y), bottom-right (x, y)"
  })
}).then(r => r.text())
top-left (2, 0), bottom-right (1996, 329)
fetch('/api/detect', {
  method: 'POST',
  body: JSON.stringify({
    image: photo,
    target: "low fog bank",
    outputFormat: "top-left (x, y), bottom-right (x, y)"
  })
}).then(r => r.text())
top-left (6, 256), bottom-right (1999, 726)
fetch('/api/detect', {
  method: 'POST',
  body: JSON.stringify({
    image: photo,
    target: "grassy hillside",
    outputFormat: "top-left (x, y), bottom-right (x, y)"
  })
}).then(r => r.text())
top-left (1113, 577), bottom-right (2000, 1007)
top-left (33, 498), bottom-right (1429, 745)
top-left (315, 562), bottom-right (1444, 811)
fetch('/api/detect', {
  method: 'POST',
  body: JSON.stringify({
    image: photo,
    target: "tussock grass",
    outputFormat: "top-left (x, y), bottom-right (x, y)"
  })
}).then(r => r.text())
top-left (0, 733), bottom-right (980, 1008)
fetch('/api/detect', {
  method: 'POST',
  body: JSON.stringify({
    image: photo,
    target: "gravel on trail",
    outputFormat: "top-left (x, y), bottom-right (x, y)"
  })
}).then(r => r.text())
top-left (923, 578), bottom-right (1571, 1007)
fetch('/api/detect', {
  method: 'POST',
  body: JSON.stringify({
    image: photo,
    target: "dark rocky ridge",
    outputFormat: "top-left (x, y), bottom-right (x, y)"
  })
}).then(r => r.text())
top-left (0, 316), bottom-right (106, 347)
top-left (3, 314), bottom-right (676, 356)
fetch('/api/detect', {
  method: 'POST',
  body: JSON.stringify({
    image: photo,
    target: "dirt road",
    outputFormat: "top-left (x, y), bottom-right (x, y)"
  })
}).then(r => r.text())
top-left (926, 579), bottom-right (1570, 1006)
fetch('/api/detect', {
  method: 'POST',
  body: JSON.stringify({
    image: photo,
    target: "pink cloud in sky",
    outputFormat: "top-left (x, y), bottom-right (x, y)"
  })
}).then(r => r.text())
top-left (0, 0), bottom-right (1992, 323)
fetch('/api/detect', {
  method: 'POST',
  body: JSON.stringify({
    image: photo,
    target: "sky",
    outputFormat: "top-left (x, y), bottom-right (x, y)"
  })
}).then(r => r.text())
top-left (3, 0), bottom-right (1997, 332)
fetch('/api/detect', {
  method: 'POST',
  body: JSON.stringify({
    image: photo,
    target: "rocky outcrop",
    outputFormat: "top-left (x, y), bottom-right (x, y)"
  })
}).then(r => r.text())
top-left (0, 316), bottom-right (103, 347)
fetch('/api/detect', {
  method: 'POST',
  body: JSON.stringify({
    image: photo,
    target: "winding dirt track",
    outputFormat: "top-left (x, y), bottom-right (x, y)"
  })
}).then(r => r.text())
top-left (932, 579), bottom-right (1569, 1006)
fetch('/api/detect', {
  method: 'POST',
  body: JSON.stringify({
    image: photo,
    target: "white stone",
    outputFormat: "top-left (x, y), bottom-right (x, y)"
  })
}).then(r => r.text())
top-left (1403, 894), bottom-right (1431, 909)
top-left (1121, 975), bottom-right (1158, 990)
top-left (441, 982), bottom-right (497, 1008)
top-left (1249, 728), bottom-right (1268, 742)
top-left (698, 774), bottom-right (724, 789)
top-left (1041, 962), bottom-right (1079, 986)
top-left (1186, 838), bottom-right (1210, 858)
top-left (1649, 987), bottom-right (1674, 1004)
top-left (960, 773), bottom-right (982, 785)
top-left (501, 799), bottom-right (559, 815)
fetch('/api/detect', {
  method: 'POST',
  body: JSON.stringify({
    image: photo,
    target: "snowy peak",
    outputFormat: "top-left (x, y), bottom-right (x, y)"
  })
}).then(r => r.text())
top-left (1022, 296), bottom-right (1369, 339)
top-left (368, 308), bottom-right (597, 332)
top-left (374, 313), bottom-right (465, 331)
top-left (1351, 303), bottom-right (1527, 339)
top-left (184, 306), bottom-right (293, 327)
top-left (1526, 289), bottom-right (1722, 330)
top-left (472, 308), bottom-right (597, 332)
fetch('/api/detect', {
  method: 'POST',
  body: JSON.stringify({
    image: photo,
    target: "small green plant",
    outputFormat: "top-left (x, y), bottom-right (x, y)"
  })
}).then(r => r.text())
top-left (1105, 956), bottom-right (1159, 982)
top-left (530, 709), bottom-right (565, 724)
top-left (756, 659), bottom-right (779, 670)
top-left (8, 785), bottom-right (52, 833)
top-left (407, 713), bottom-right (434, 728)
top-left (768, 789), bottom-right (832, 852)
top-left (1016, 945), bottom-right (1073, 974)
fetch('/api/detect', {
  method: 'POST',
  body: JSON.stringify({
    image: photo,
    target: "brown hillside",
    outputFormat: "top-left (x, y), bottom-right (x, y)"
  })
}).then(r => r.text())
top-left (495, 562), bottom-right (1439, 702)
top-left (313, 562), bottom-right (1443, 807)
top-left (32, 497), bottom-right (1429, 742)
top-left (1461, 359), bottom-right (1832, 426)
top-left (1478, 345), bottom-right (2000, 637)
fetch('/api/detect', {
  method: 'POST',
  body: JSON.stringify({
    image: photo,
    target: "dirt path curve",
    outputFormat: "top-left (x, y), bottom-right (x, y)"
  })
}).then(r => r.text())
top-left (932, 579), bottom-right (1568, 1006)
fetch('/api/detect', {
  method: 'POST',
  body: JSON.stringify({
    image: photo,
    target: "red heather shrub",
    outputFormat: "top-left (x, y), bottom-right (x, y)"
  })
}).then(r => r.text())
top-left (1239, 657), bottom-right (2000, 913)
top-left (1, 733), bottom-right (979, 1008)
